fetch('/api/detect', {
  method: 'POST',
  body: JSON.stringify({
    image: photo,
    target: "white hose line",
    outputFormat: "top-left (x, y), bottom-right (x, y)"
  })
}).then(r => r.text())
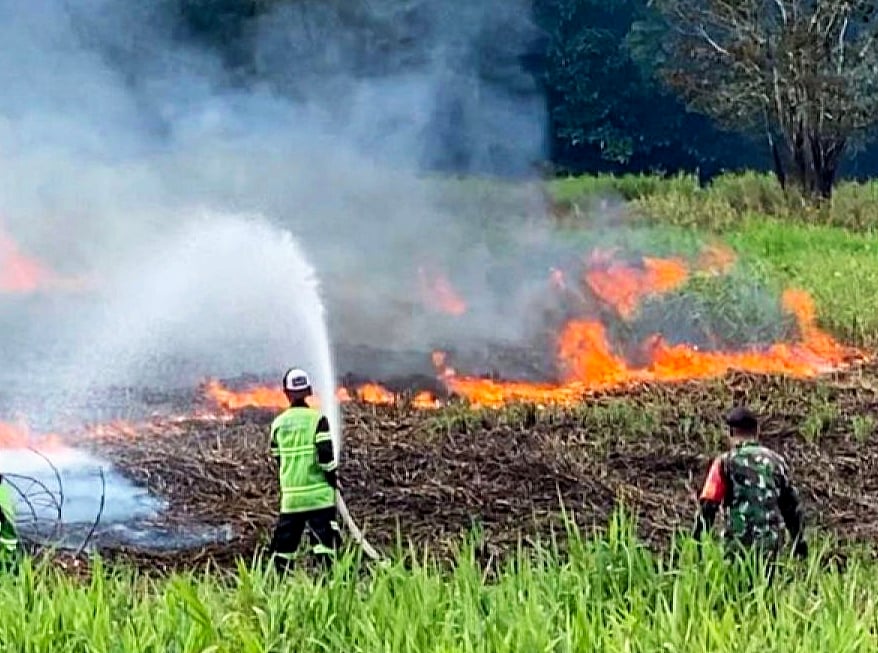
top-left (336, 491), bottom-right (387, 565)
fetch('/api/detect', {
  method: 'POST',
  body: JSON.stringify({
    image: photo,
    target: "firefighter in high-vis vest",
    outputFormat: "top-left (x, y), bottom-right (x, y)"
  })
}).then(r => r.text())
top-left (0, 475), bottom-right (20, 569)
top-left (267, 368), bottom-right (342, 572)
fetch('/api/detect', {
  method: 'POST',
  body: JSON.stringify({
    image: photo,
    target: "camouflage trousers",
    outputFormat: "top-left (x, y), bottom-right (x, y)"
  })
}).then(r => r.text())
top-left (722, 536), bottom-right (781, 590)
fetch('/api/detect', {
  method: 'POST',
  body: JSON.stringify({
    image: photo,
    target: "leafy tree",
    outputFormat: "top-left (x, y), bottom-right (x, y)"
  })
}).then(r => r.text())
top-left (535, 0), bottom-right (764, 176)
top-left (652, 0), bottom-right (878, 198)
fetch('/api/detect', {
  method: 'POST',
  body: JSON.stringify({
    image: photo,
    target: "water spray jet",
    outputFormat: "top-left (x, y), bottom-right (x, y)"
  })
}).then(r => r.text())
top-left (55, 210), bottom-right (381, 558)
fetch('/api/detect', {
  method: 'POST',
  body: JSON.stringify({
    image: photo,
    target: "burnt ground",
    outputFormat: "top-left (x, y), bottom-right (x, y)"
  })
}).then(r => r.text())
top-left (66, 361), bottom-right (878, 572)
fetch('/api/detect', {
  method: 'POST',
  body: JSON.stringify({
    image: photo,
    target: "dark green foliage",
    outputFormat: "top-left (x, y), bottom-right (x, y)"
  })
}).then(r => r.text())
top-left (652, 0), bottom-right (878, 199)
top-left (533, 0), bottom-right (765, 176)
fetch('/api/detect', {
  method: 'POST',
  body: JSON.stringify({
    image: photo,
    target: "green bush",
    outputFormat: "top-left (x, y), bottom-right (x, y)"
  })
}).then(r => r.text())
top-left (628, 271), bottom-right (797, 350)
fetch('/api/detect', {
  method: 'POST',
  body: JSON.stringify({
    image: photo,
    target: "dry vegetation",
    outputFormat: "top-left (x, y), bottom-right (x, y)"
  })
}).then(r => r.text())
top-left (70, 359), bottom-right (878, 571)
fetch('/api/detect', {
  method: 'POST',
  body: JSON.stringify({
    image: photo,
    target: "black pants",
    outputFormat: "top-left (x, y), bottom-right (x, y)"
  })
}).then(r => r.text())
top-left (268, 507), bottom-right (342, 572)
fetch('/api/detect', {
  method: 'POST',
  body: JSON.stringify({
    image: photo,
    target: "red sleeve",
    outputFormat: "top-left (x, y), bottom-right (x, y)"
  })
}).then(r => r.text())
top-left (699, 457), bottom-right (727, 503)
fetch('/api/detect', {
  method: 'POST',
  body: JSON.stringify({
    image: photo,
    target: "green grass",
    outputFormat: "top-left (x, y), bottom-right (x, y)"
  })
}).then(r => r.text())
top-left (0, 513), bottom-right (873, 652)
top-left (851, 415), bottom-right (876, 443)
top-left (726, 221), bottom-right (878, 346)
top-left (545, 172), bottom-right (878, 348)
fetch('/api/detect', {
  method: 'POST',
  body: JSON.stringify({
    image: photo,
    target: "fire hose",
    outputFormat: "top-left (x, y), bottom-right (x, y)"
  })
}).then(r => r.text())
top-left (336, 490), bottom-right (387, 564)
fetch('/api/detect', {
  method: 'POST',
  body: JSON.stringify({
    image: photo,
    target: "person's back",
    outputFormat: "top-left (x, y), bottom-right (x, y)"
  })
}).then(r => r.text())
top-left (718, 442), bottom-right (793, 552)
top-left (267, 368), bottom-right (340, 573)
top-left (695, 406), bottom-right (807, 566)
top-left (271, 406), bottom-right (336, 515)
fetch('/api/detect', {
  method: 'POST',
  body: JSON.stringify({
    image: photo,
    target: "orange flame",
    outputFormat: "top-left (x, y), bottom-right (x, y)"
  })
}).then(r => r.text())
top-left (0, 420), bottom-right (64, 450)
top-left (584, 251), bottom-right (689, 318)
top-left (200, 247), bottom-right (858, 413)
top-left (418, 267), bottom-right (466, 316)
top-left (557, 320), bottom-right (634, 385)
top-left (0, 225), bottom-right (90, 294)
top-left (202, 379), bottom-right (436, 412)
top-left (0, 228), bottom-right (57, 293)
top-left (434, 285), bottom-right (861, 408)
top-left (412, 391), bottom-right (441, 409)
top-left (357, 383), bottom-right (394, 405)
top-left (203, 379), bottom-right (288, 411)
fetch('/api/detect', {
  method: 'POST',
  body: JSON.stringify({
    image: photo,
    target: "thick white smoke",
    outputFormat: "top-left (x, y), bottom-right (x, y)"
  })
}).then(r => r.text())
top-left (0, 0), bottom-right (553, 417)
top-left (75, 212), bottom-right (342, 446)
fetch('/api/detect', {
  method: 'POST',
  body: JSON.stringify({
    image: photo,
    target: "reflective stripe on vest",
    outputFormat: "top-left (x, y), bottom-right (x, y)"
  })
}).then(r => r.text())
top-left (271, 407), bottom-right (335, 513)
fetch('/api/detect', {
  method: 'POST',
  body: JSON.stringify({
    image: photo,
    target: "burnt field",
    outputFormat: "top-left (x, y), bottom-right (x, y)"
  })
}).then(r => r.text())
top-left (71, 361), bottom-right (878, 571)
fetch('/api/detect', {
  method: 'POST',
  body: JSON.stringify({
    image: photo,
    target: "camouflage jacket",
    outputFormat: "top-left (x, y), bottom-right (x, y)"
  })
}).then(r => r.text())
top-left (694, 441), bottom-right (805, 552)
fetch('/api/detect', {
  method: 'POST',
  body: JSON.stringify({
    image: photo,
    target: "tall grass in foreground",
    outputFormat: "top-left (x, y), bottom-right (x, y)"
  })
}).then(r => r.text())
top-left (0, 513), bottom-right (871, 652)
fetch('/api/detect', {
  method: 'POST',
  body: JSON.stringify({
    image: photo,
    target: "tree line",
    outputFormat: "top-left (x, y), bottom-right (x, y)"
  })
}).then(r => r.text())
top-left (176, 0), bottom-right (878, 198)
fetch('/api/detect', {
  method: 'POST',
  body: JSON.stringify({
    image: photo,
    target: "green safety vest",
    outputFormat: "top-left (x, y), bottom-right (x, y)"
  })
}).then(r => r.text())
top-left (270, 407), bottom-right (336, 514)
top-left (0, 482), bottom-right (18, 554)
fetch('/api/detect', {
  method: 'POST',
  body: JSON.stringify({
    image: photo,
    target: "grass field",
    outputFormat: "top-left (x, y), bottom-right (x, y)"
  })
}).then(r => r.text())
top-left (549, 172), bottom-right (878, 347)
top-left (1, 517), bottom-right (872, 653)
top-left (7, 172), bottom-right (878, 652)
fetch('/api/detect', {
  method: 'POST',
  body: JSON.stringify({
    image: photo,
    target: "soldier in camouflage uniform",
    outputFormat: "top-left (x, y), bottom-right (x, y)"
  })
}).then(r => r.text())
top-left (693, 407), bottom-right (807, 576)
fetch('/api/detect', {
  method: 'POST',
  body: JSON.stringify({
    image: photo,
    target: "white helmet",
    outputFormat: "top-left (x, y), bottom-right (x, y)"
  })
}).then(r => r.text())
top-left (282, 368), bottom-right (312, 394)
